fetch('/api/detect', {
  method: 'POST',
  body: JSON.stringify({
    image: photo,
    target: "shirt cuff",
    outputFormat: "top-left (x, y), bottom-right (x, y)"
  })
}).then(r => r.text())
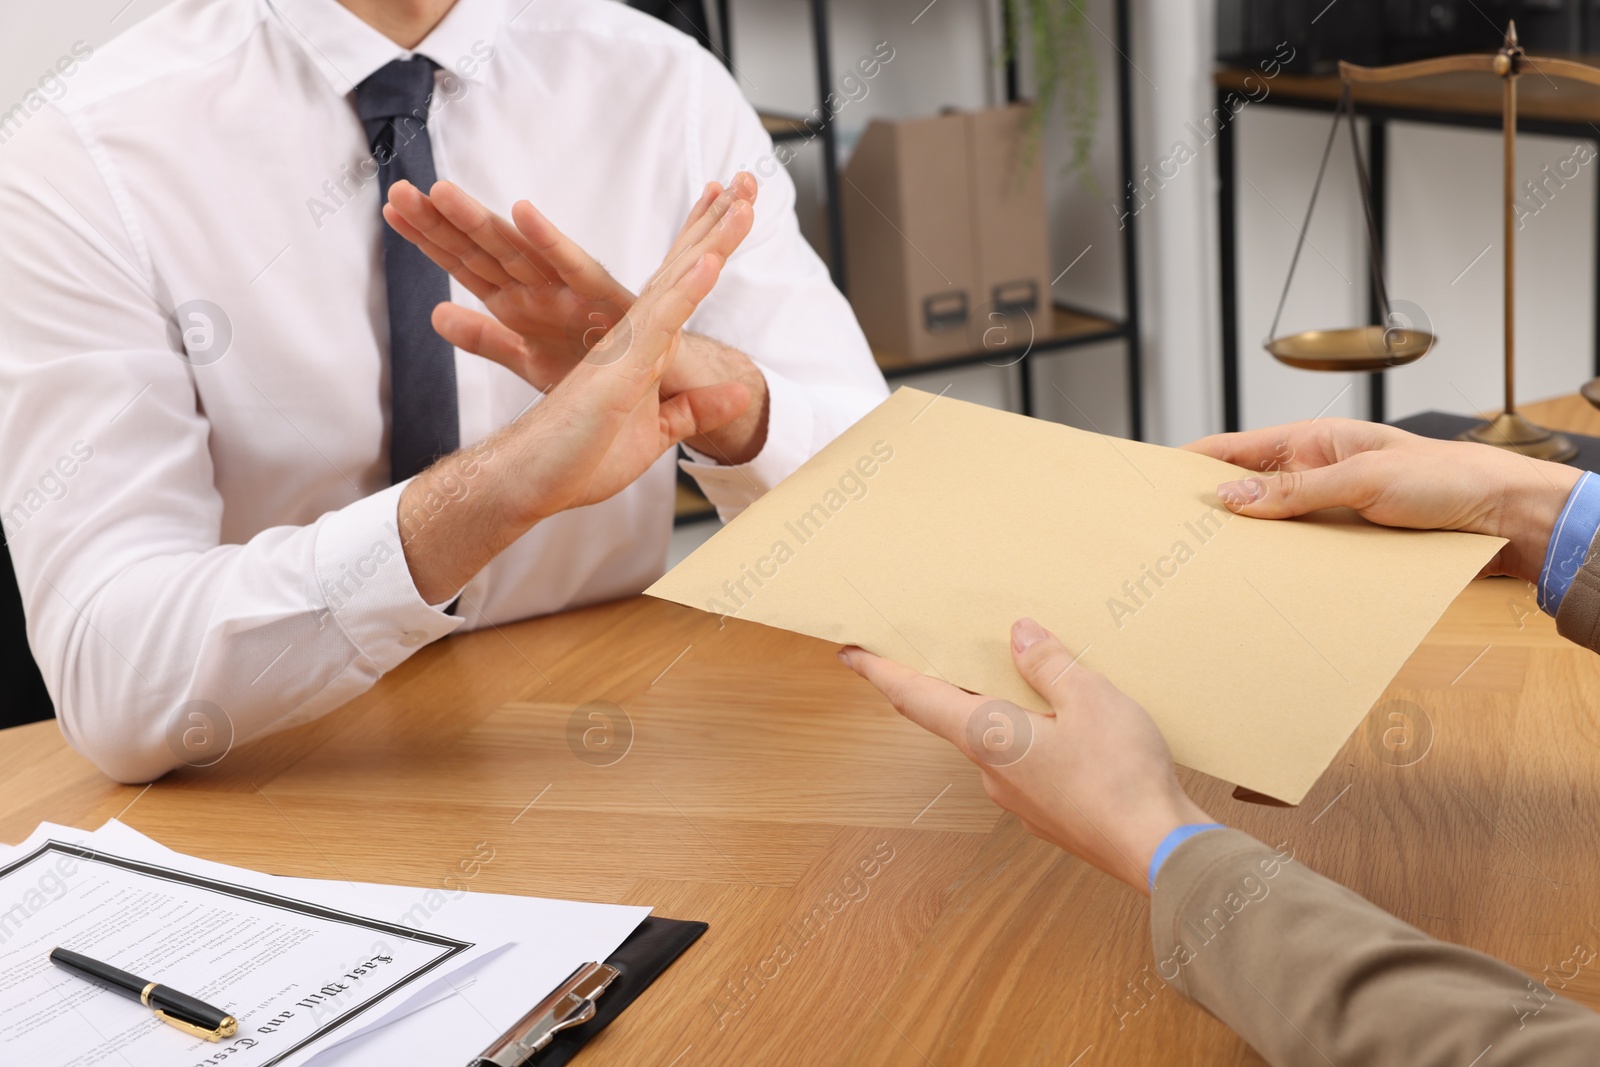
top-left (1539, 471), bottom-right (1600, 615)
top-left (313, 480), bottom-right (464, 672)
top-left (1148, 823), bottom-right (1227, 890)
top-left (680, 366), bottom-right (812, 519)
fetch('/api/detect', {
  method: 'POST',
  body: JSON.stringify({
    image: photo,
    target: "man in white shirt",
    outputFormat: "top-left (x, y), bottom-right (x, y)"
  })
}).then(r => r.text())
top-left (0, 0), bottom-right (888, 782)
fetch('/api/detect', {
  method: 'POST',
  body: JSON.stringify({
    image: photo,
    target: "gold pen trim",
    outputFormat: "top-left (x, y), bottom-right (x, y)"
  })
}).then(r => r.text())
top-left (140, 982), bottom-right (156, 1007)
top-left (154, 1009), bottom-right (238, 1042)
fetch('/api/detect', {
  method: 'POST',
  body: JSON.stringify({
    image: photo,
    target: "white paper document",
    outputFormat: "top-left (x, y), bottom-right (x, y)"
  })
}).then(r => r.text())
top-left (86, 821), bottom-right (653, 1066)
top-left (0, 826), bottom-right (477, 1066)
top-left (0, 823), bottom-right (651, 1067)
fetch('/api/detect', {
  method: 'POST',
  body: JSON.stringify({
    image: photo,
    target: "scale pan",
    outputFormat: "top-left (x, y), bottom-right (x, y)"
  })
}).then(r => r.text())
top-left (1266, 326), bottom-right (1434, 371)
top-left (1581, 376), bottom-right (1600, 411)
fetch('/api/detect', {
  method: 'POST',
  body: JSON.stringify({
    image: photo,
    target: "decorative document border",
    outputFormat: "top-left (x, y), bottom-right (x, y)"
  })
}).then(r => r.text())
top-left (2, 840), bottom-right (474, 1066)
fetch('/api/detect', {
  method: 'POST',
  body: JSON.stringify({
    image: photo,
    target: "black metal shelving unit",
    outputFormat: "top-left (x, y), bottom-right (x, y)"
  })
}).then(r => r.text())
top-left (678, 0), bottom-right (1145, 525)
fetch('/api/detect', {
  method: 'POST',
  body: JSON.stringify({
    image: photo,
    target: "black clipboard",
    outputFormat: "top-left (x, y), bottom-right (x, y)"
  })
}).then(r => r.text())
top-left (490, 916), bottom-right (706, 1066)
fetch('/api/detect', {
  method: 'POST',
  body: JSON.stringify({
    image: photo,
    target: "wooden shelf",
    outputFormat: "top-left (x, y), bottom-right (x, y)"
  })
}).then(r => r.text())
top-left (758, 111), bottom-right (816, 143)
top-left (872, 304), bottom-right (1127, 378)
top-left (1215, 62), bottom-right (1600, 125)
top-left (675, 481), bottom-right (716, 524)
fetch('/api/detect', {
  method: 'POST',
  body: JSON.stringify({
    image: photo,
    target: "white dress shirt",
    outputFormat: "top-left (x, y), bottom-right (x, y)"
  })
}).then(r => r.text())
top-left (0, 0), bottom-right (887, 782)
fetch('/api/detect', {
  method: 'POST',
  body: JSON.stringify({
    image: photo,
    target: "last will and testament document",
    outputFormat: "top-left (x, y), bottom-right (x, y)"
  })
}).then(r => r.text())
top-left (649, 387), bottom-right (1503, 803)
top-left (0, 821), bottom-right (649, 1067)
top-left (0, 828), bottom-right (475, 1067)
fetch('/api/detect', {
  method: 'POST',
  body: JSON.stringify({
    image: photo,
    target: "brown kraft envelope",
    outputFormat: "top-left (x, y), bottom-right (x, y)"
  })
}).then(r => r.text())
top-left (648, 387), bottom-right (1504, 804)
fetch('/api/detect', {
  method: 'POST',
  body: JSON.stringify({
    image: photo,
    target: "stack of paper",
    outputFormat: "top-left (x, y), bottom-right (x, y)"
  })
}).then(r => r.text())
top-left (0, 821), bottom-right (648, 1066)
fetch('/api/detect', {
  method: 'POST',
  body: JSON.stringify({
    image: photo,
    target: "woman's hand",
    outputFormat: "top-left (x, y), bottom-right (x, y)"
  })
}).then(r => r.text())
top-left (838, 619), bottom-right (1211, 896)
top-left (1185, 419), bottom-right (1580, 584)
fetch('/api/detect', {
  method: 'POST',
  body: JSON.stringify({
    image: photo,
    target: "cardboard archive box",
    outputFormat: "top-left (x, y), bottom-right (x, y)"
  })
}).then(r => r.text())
top-left (840, 104), bottom-right (1052, 363)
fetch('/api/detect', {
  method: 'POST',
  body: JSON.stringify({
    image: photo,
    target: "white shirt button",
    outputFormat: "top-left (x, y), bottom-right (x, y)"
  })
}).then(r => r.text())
top-left (399, 631), bottom-right (427, 648)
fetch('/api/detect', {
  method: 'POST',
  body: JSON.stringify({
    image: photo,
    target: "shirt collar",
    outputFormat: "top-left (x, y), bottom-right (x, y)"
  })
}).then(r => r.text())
top-left (265, 0), bottom-right (501, 96)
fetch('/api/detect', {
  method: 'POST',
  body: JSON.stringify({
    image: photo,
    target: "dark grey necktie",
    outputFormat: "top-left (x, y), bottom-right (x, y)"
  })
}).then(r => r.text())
top-left (354, 57), bottom-right (459, 484)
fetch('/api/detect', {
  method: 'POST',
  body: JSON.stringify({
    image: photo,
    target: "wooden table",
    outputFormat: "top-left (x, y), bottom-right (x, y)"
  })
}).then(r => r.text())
top-left (8, 395), bottom-right (1600, 1064)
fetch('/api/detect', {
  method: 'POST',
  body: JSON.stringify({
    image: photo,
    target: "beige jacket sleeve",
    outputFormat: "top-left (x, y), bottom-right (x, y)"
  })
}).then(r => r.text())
top-left (1152, 828), bottom-right (1600, 1065)
top-left (1555, 537), bottom-right (1600, 651)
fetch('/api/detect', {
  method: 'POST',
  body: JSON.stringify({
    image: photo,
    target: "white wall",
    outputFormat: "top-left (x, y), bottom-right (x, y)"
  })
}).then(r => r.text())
top-left (1126, 0), bottom-right (1223, 443)
top-left (1384, 123), bottom-right (1593, 417)
top-left (1234, 106), bottom-right (1370, 426)
top-left (0, 0), bottom-right (175, 104)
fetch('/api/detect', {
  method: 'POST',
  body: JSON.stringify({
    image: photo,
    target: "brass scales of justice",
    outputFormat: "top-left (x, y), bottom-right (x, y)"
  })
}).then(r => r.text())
top-left (1268, 22), bottom-right (1600, 462)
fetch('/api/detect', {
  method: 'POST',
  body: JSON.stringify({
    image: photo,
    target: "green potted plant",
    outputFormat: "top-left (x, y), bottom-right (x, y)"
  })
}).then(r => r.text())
top-left (1007, 0), bottom-right (1099, 184)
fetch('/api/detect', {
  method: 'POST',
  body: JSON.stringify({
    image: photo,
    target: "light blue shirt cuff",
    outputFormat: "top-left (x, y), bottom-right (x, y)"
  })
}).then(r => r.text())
top-left (1538, 471), bottom-right (1600, 616)
top-left (1147, 823), bottom-right (1226, 890)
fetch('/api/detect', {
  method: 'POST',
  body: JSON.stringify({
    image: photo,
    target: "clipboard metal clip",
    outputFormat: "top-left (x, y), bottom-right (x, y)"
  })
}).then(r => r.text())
top-left (469, 961), bottom-right (621, 1067)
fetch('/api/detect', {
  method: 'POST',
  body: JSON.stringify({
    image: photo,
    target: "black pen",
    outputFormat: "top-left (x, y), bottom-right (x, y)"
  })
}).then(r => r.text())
top-left (49, 946), bottom-right (239, 1041)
